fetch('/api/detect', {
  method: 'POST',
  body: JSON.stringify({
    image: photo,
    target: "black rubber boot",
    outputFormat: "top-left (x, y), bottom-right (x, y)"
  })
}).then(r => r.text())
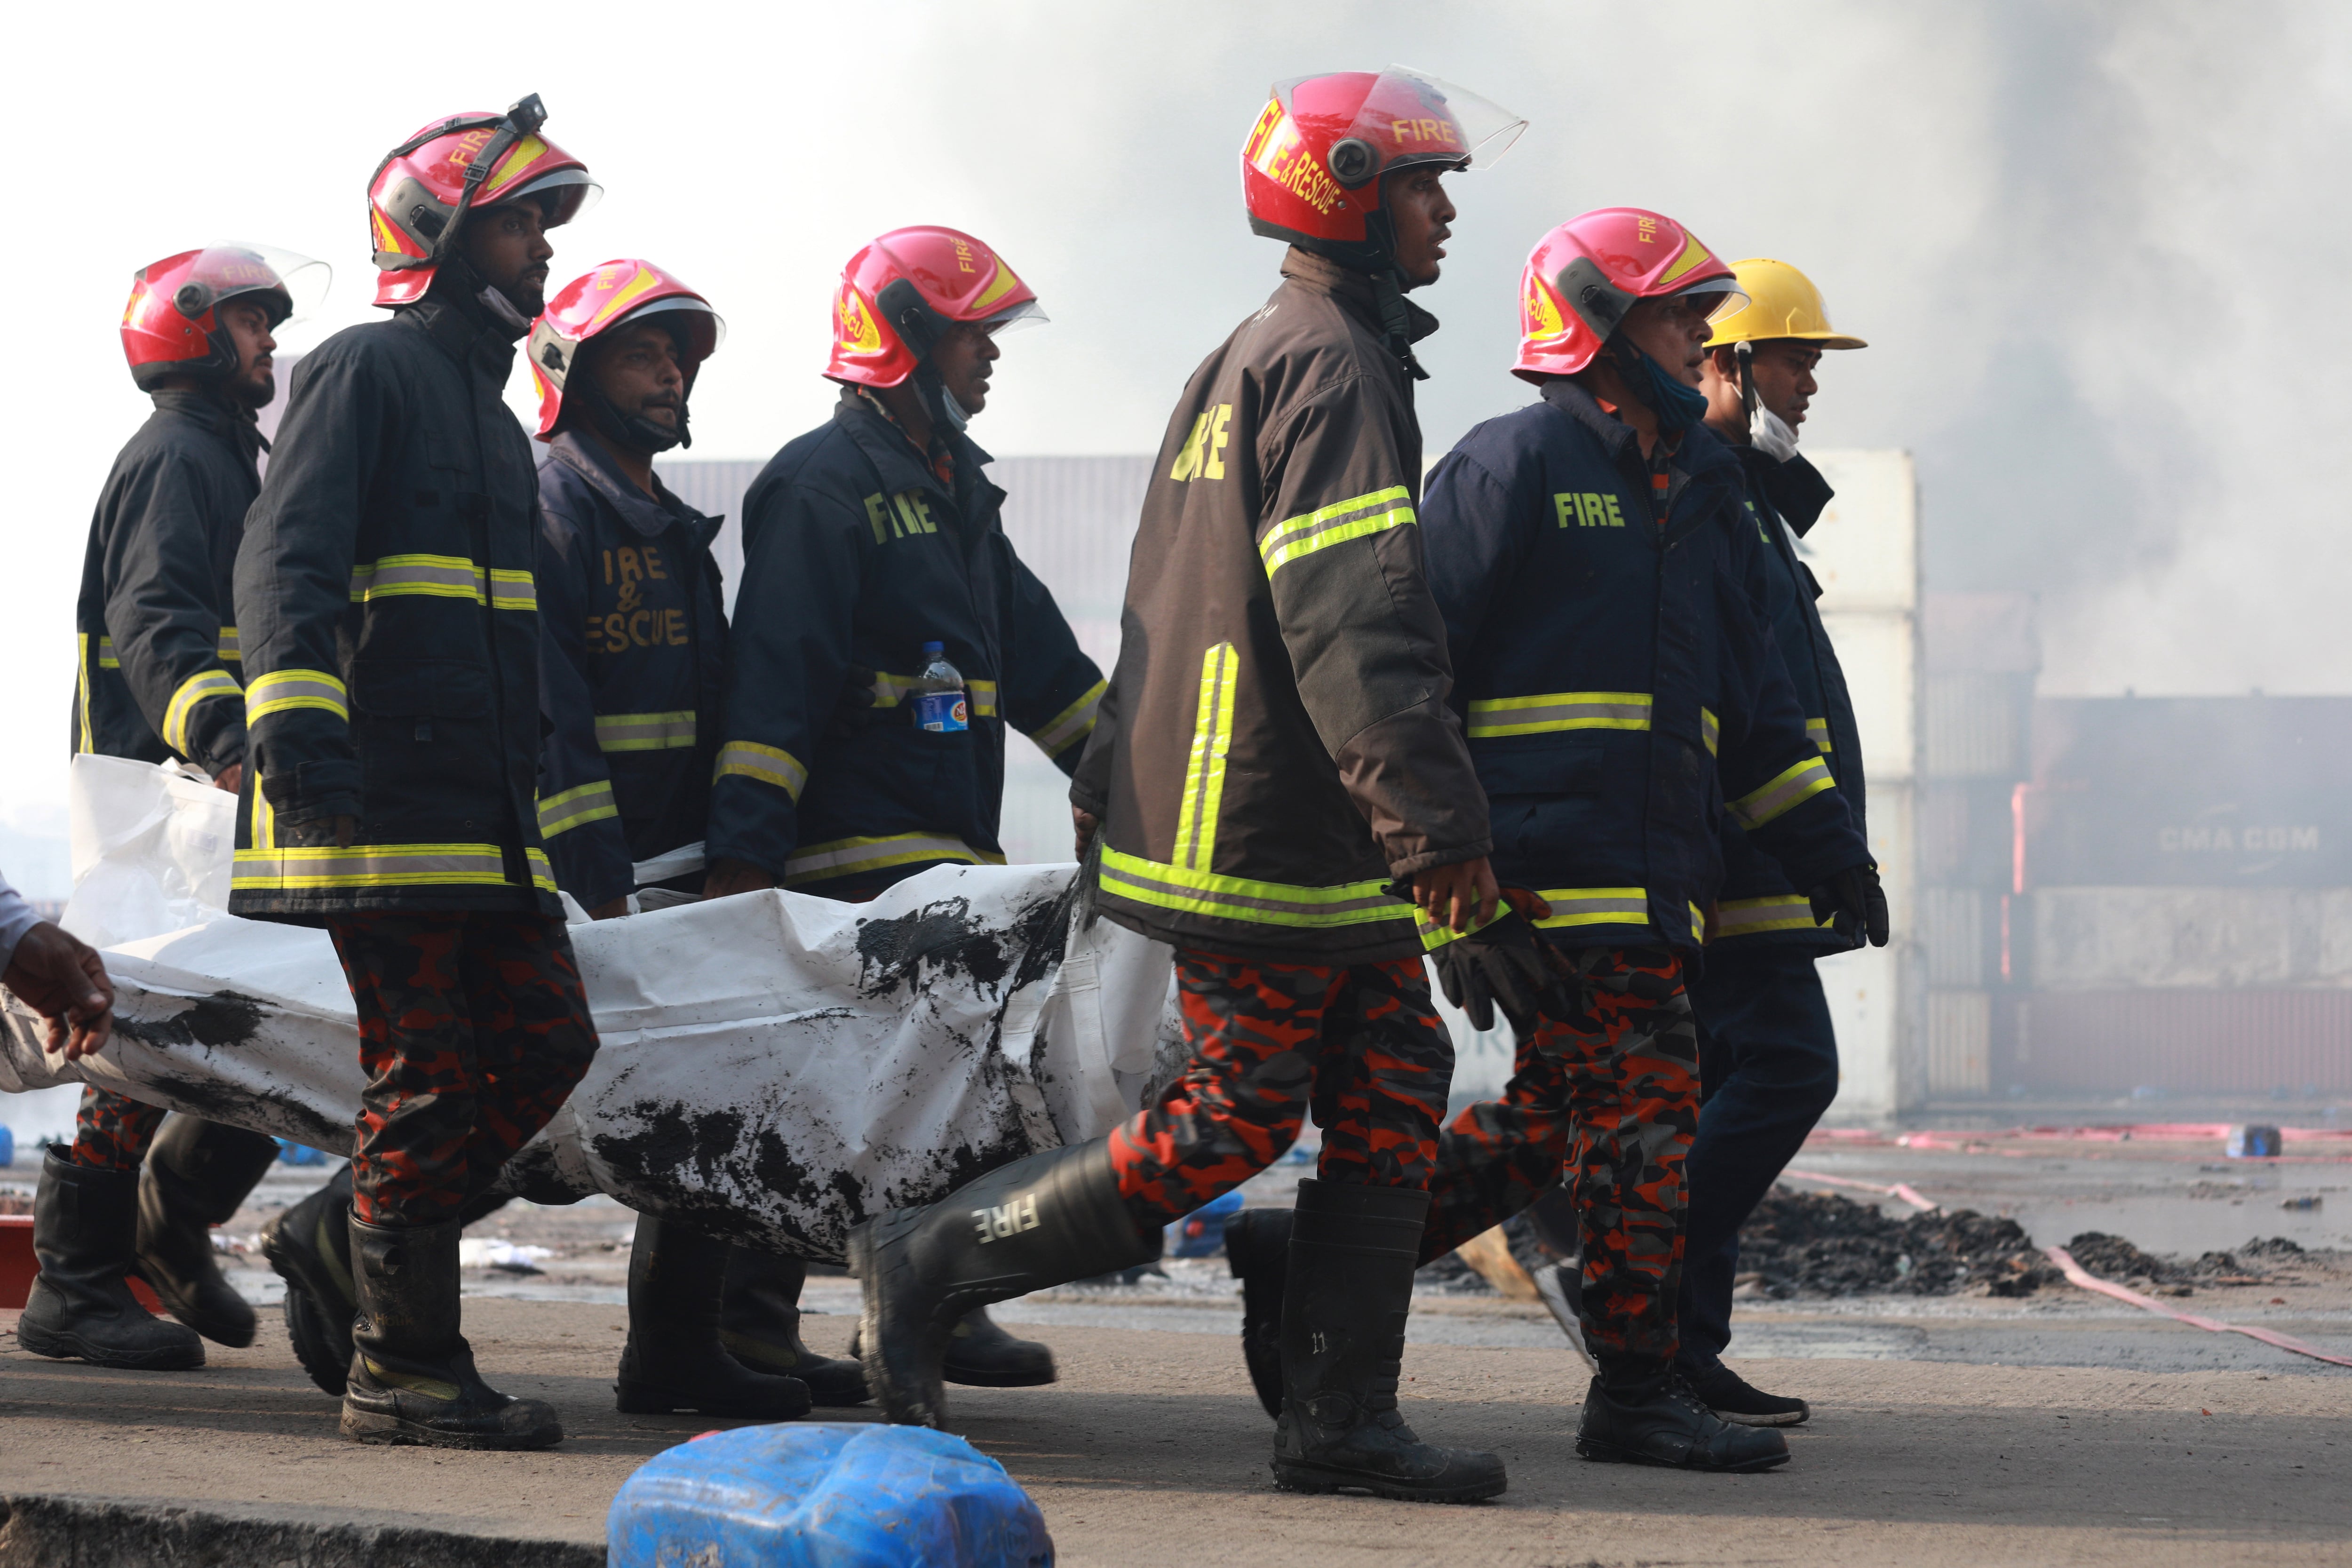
top-left (854, 1306), bottom-right (1059, 1387)
top-left (718, 1247), bottom-right (869, 1407)
top-left (1270, 1180), bottom-right (1505, 1503)
top-left (260, 1162), bottom-right (357, 1395)
top-left (616, 1216), bottom-right (812, 1418)
top-left (1575, 1366), bottom-right (1791, 1471)
top-left (1224, 1205), bottom-right (1291, 1420)
top-left (846, 1138), bottom-right (1160, 1428)
top-left (135, 1115), bottom-right (279, 1348)
top-left (18, 1149), bottom-right (205, 1370)
top-left (340, 1214), bottom-right (563, 1449)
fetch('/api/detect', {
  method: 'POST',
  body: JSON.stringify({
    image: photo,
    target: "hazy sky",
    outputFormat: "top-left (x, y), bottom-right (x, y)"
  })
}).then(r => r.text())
top-left (9, 0), bottom-right (2349, 848)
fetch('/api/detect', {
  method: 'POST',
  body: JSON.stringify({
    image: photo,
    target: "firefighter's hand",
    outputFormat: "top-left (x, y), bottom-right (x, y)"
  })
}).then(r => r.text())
top-left (1809, 863), bottom-right (1890, 947)
top-left (212, 764), bottom-right (242, 796)
top-left (1072, 808), bottom-right (1099, 859)
top-left (283, 815), bottom-right (358, 850)
top-left (1412, 856), bottom-right (1501, 934)
top-left (587, 897), bottom-right (630, 921)
top-left (703, 859), bottom-right (779, 899)
top-left (4, 922), bottom-right (115, 1060)
top-left (1430, 891), bottom-right (1575, 1037)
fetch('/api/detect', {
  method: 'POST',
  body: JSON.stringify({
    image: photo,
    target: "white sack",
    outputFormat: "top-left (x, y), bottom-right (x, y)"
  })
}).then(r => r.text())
top-left (0, 756), bottom-right (1181, 1260)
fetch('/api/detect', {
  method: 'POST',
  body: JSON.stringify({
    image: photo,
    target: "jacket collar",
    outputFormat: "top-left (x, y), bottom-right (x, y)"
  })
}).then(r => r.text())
top-left (1539, 377), bottom-right (1741, 479)
top-left (400, 287), bottom-right (523, 379)
top-left (549, 430), bottom-right (714, 544)
top-left (1734, 445), bottom-right (1836, 536)
top-left (1279, 247), bottom-right (1439, 346)
top-left (148, 387), bottom-right (266, 466)
top-left (833, 390), bottom-right (995, 509)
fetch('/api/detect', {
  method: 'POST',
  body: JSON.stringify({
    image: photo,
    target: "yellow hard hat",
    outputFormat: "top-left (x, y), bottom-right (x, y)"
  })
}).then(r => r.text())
top-left (1705, 258), bottom-right (1866, 350)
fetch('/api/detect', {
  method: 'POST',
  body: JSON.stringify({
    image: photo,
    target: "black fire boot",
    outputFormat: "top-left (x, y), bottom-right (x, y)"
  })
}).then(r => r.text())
top-left (717, 1246), bottom-right (869, 1407)
top-left (847, 1306), bottom-right (1057, 1388)
top-left (18, 1149), bottom-right (205, 1370)
top-left (340, 1213), bottom-right (563, 1449)
top-left (260, 1162), bottom-right (357, 1395)
top-left (135, 1115), bottom-right (280, 1348)
top-left (1575, 1364), bottom-right (1791, 1472)
top-left (1224, 1205), bottom-right (1292, 1419)
top-left (616, 1216), bottom-right (812, 1418)
top-left (846, 1138), bottom-right (1160, 1428)
top-left (1270, 1180), bottom-right (1505, 1503)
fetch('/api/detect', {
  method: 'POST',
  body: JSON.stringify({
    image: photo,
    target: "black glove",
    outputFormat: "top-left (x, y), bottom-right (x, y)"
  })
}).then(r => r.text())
top-left (1809, 863), bottom-right (1890, 947)
top-left (1431, 911), bottom-right (1577, 1036)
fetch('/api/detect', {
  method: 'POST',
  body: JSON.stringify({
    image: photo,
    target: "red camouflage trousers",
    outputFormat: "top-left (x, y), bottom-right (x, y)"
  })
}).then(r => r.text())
top-left (1106, 950), bottom-right (1454, 1233)
top-left (69, 1087), bottom-right (167, 1170)
top-left (327, 911), bottom-right (600, 1227)
top-left (1419, 946), bottom-right (1700, 1374)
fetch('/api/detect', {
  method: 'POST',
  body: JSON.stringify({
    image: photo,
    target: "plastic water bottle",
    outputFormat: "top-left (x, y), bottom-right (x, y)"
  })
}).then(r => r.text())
top-left (911, 642), bottom-right (969, 733)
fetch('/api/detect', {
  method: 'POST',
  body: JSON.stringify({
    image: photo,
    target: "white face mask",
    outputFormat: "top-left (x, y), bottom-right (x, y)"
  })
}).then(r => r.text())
top-left (1750, 405), bottom-right (1800, 462)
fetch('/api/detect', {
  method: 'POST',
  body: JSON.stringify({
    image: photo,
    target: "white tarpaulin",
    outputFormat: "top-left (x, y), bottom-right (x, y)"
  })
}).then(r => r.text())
top-left (0, 756), bottom-right (1182, 1261)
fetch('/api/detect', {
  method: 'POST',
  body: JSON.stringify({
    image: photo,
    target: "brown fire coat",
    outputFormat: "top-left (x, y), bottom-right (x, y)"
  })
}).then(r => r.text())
top-left (1070, 249), bottom-right (1490, 965)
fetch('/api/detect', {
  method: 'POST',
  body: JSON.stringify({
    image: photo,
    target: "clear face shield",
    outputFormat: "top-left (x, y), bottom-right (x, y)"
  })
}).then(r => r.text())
top-left (1275, 65), bottom-right (1528, 186)
top-left (181, 242), bottom-right (333, 328)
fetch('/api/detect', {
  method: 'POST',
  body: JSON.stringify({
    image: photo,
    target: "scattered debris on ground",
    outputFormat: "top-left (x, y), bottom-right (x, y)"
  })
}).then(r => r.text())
top-left (1414, 1186), bottom-right (2319, 1301)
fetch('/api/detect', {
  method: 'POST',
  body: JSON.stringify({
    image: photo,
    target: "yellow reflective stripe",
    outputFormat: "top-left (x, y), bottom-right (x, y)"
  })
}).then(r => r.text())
top-left (1029, 678), bottom-right (1106, 759)
top-left (594, 711), bottom-right (696, 752)
top-left (97, 636), bottom-right (120, 670)
top-left (968, 678), bottom-right (999, 719)
top-left (250, 777), bottom-right (275, 852)
top-left (867, 670), bottom-right (920, 708)
top-left (75, 635), bottom-right (94, 752)
top-left (1172, 643), bottom-right (1238, 872)
top-left (1258, 486), bottom-right (1415, 576)
top-left (526, 847), bottom-right (556, 893)
top-left (537, 780), bottom-right (618, 839)
top-left (162, 669), bottom-right (244, 756)
top-left (350, 554), bottom-right (480, 602)
top-left (1729, 754), bottom-right (1836, 829)
top-left (1415, 901), bottom-right (1512, 954)
top-left (783, 833), bottom-right (1004, 886)
top-left (217, 625), bottom-right (241, 663)
top-left (1702, 707), bottom-right (1720, 757)
top-left (1530, 887), bottom-right (1651, 931)
top-left (1690, 901), bottom-right (1707, 943)
top-left (247, 669), bottom-right (350, 723)
top-left (1806, 717), bottom-right (1832, 755)
top-left (1715, 894), bottom-right (1829, 938)
top-left (714, 740), bottom-right (807, 800)
top-left (488, 569), bottom-right (537, 612)
top-left (1098, 846), bottom-right (1406, 931)
top-left (232, 842), bottom-right (521, 890)
top-left (1466, 691), bottom-right (1652, 739)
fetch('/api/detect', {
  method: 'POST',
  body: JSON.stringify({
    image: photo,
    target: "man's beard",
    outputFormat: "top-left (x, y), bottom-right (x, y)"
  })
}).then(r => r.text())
top-left (233, 368), bottom-right (276, 412)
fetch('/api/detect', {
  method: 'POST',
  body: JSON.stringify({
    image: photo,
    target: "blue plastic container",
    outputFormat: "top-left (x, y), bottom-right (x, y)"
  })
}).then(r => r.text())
top-left (1163, 1188), bottom-right (1245, 1258)
top-left (274, 1139), bottom-right (328, 1166)
top-left (0, 1124), bottom-right (15, 1166)
top-left (607, 1423), bottom-right (1052, 1568)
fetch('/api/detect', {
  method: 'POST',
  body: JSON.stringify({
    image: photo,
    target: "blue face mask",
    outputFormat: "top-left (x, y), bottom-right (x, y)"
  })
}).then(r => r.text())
top-left (1615, 342), bottom-right (1711, 435)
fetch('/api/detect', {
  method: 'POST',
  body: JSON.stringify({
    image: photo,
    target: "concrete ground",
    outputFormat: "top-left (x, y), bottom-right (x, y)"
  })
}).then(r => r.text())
top-left (0, 1131), bottom-right (2344, 1565)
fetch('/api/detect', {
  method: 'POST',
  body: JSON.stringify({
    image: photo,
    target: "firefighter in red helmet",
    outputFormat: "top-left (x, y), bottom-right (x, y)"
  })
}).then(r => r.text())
top-left (28, 244), bottom-right (326, 1377)
top-left (529, 257), bottom-right (864, 1417)
top-left (850, 70), bottom-right (1571, 1502)
top-left (246, 96), bottom-right (602, 1451)
top-left (702, 225), bottom-right (1102, 1393)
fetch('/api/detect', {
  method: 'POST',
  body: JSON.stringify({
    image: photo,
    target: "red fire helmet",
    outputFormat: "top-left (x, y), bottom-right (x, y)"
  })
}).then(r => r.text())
top-left (526, 260), bottom-right (724, 439)
top-left (366, 95), bottom-right (597, 308)
top-left (825, 226), bottom-right (1045, 389)
top-left (1513, 208), bottom-right (1748, 382)
top-left (1241, 66), bottom-right (1523, 261)
top-left (120, 242), bottom-right (331, 392)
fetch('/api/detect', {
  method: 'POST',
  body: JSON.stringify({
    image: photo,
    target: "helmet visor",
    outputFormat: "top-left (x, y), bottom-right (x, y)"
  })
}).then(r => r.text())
top-left (504, 168), bottom-right (603, 229)
top-left (621, 294), bottom-right (728, 358)
top-left (1673, 276), bottom-right (1750, 324)
top-left (1277, 66), bottom-right (1527, 177)
top-left (980, 299), bottom-right (1048, 336)
top-left (187, 242), bottom-right (333, 327)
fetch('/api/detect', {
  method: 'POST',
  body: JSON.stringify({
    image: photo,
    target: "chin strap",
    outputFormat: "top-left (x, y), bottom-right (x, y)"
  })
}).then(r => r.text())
top-left (576, 378), bottom-right (689, 454)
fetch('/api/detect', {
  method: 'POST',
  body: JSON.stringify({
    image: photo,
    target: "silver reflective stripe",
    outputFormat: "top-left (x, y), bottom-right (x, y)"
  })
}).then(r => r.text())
top-left (1259, 486), bottom-right (1415, 576)
top-left (782, 833), bottom-right (1001, 885)
top-left (1531, 887), bottom-right (1651, 930)
top-left (246, 669), bottom-right (349, 723)
top-left (594, 711), bottom-right (696, 752)
top-left (216, 625), bottom-right (241, 663)
top-left (350, 556), bottom-right (480, 601)
top-left (230, 843), bottom-right (515, 890)
top-left (1466, 691), bottom-right (1652, 738)
top-left (714, 741), bottom-right (808, 799)
top-left (1029, 678), bottom-right (1106, 758)
top-left (1715, 895), bottom-right (1826, 938)
top-left (1096, 848), bottom-right (1405, 931)
top-left (1729, 755), bottom-right (1836, 829)
top-left (538, 780), bottom-right (618, 838)
top-left (487, 570), bottom-right (537, 612)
